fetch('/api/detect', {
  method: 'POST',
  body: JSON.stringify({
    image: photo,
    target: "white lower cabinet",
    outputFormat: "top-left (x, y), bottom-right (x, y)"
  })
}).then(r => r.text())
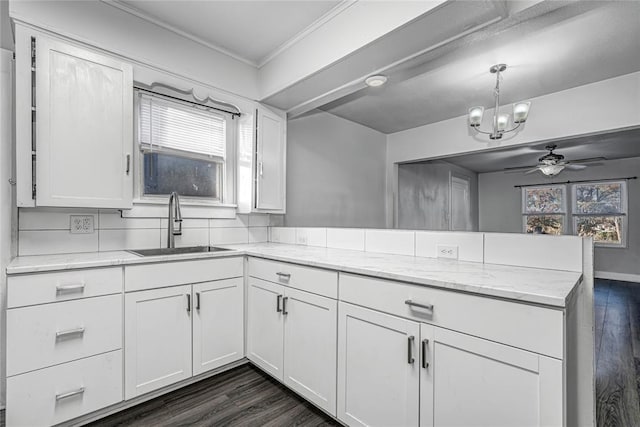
top-left (247, 277), bottom-right (338, 415)
top-left (125, 285), bottom-right (193, 399)
top-left (337, 302), bottom-right (420, 427)
top-left (420, 324), bottom-right (563, 427)
top-left (193, 278), bottom-right (244, 375)
top-left (6, 350), bottom-right (122, 427)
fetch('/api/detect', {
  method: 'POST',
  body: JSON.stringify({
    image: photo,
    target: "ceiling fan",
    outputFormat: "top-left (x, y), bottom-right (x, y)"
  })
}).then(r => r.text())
top-left (503, 144), bottom-right (604, 176)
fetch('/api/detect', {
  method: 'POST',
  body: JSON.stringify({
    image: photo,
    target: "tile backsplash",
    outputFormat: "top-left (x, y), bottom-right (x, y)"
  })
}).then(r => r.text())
top-left (17, 208), bottom-right (275, 256)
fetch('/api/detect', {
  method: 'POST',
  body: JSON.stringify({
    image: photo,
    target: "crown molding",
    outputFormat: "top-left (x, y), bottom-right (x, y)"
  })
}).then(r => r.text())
top-left (257, 0), bottom-right (356, 69)
top-left (101, 0), bottom-right (259, 67)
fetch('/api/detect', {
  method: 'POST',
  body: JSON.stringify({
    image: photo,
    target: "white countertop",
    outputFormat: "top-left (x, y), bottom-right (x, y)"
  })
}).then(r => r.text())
top-left (6, 243), bottom-right (582, 307)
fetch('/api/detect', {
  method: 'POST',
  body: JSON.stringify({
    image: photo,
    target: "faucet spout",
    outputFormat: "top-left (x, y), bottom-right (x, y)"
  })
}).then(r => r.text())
top-left (167, 191), bottom-right (183, 248)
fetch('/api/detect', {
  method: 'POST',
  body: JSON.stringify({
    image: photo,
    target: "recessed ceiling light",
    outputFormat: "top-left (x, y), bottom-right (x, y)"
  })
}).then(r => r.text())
top-left (365, 75), bottom-right (388, 87)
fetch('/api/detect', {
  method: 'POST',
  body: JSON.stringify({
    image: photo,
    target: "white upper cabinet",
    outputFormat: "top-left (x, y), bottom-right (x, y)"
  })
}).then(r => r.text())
top-left (16, 26), bottom-right (133, 208)
top-left (255, 105), bottom-right (286, 212)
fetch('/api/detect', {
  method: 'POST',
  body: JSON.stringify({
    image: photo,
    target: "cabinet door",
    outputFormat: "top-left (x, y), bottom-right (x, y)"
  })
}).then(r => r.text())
top-left (338, 302), bottom-right (420, 427)
top-left (36, 36), bottom-right (133, 208)
top-left (420, 325), bottom-right (563, 427)
top-left (247, 278), bottom-right (285, 380)
top-left (193, 278), bottom-right (244, 376)
top-left (255, 105), bottom-right (285, 211)
top-left (125, 285), bottom-right (192, 399)
top-left (283, 288), bottom-right (337, 415)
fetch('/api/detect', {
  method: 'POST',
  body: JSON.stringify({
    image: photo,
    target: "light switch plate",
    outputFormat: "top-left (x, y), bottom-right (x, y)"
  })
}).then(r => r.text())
top-left (437, 245), bottom-right (458, 260)
top-left (70, 215), bottom-right (95, 234)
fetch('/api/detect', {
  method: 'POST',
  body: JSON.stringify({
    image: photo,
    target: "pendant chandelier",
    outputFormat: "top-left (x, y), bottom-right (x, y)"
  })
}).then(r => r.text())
top-left (468, 64), bottom-right (531, 140)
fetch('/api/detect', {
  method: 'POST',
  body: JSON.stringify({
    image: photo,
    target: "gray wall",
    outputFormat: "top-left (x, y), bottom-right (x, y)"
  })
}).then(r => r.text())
top-left (397, 161), bottom-right (478, 231)
top-left (1, 1), bottom-right (12, 51)
top-left (478, 157), bottom-right (640, 276)
top-left (285, 110), bottom-right (386, 228)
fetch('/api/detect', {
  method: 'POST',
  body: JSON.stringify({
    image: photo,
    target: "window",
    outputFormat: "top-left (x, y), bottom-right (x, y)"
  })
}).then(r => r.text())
top-left (522, 185), bottom-right (566, 235)
top-left (521, 181), bottom-right (628, 247)
top-left (573, 181), bottom-right (627, 246)
top-left (136, 91), bottom-right (236, 204)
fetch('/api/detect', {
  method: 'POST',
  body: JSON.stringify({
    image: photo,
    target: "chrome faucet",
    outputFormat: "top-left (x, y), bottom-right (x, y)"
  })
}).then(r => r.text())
top-left (167, 191), bottom-right (182, 248)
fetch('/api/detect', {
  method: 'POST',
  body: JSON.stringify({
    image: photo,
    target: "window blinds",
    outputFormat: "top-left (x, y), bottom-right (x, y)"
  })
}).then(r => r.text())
top-left (138, 93), bottom-right (226, 159)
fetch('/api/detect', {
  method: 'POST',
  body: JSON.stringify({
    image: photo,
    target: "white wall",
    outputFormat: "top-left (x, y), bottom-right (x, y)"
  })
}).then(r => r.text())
top-left (478, 157), bottom-right (640, 279)
top-left (9, 0), bottom-right (259, 99)
top-left (386, 72), bottom-right (640, 227)
top-left (285, 111), bottom-right (386, 228)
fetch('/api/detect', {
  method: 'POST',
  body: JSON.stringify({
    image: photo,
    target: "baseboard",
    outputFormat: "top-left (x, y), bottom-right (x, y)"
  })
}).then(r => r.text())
top-left (595, 270), bottom-right (640, 284)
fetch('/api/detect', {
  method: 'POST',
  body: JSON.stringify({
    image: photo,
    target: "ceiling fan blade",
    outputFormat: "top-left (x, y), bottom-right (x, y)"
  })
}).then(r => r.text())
top-left (524, 168), bottom-right (541, 175)
top-left (565, 164), bottom-right (587, 170)
top-left (568, 156), bottom-right (607, 164)
top-left (503, 165), bottom-right (537, 173)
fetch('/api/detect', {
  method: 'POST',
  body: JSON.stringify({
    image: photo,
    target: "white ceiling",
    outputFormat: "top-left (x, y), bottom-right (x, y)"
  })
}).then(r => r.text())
top-left (114, 0), bottom-right (341, 66)
top-left (320, 1), bottom-right (640, 134)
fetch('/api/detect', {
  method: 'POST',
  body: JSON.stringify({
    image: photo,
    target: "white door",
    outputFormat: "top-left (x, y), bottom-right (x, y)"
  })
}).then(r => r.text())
top-left (124, 285), bottom-right (192, 399)
top-left (193, 278), bottom-right (244, 376)
top-left (450, 175), bottom-right (471, 231)
top-left (283, 288), bottom-right (338, 416)
top-left (337, 302), bottom-right (420, 427)
top-left (36, 36), bottom-right (133, 208)
top-left (247, 278), bottom-right (285, 380)
top-left (255, 105), bottom-right (285, 211)
top-left (420, 325), bottom-right (563, 427)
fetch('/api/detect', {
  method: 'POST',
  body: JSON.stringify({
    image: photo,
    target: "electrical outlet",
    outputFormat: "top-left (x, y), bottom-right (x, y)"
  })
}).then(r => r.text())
top-left (437, 245), bottom-right (458, 260)
top-left (70, 215), bottom-right (94, 234)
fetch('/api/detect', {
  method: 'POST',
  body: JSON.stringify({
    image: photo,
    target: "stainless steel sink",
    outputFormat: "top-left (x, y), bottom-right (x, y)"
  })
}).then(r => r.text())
top-left (128, 246), bottom-right (234, 257)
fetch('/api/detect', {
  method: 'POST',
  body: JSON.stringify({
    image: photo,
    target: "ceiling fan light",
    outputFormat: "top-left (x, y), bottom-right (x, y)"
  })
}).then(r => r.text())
top-left (496, 113), bottom-right (510, 131)
top-left (539, 164), bottom-right (565, 176)
top-left (468, 106), bottom-right (484, 127)
top-left (513, 101), bottom-right (531, 123)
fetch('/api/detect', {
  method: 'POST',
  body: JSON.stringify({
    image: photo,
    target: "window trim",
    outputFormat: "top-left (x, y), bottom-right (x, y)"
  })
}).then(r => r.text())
top-left (132, 88), bottom-right (237, 208)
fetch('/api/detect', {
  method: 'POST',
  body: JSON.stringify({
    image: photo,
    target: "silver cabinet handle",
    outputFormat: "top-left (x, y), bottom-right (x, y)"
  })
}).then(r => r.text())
top-left (56, 283), bottom-right (85, 294)
top-left (55, 327), bottom-right (85, 339)
top-left (405, 299), bottom-right (434, 311)
top-left (259, 162), bottom-right (264, 176)
top-left (422, 339), bottom-right (430, 369)
top-left (276, 294), bottom-right (283, 313)
top-left (282, 296), bottom-right (289, 315)
top-left (56, 387), bottom-right (85, 401)
top-left (196, 292), bottom-right (201, 310)
top-left (276, 272), bottom-right (291, 280)
top-left (186, 294), bottom-right (191, 313)
top-left (125, 154), bottom-right (131, 175)
top-left (407, 335), bottom-right (415, 364)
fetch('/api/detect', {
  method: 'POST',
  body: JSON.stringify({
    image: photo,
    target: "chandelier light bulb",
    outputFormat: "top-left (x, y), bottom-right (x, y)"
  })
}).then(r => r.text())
top-left (468, 106), bottom-right (484, 126)
top-left (513, 102), bottom-right (531, 123)
top-left (496, 114), bottom-right (510, 131)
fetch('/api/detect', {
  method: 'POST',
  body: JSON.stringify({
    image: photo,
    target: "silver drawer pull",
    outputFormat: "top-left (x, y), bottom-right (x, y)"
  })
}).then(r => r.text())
top-left (56, 327), bottom-right (85, 339)
top-left (55, 387), bottom-right (85, 401)
top-left (405, 299), bottom-right (434, 311)
top-left (56, 283), bottom-right (85, 294)
top-left (276, 272), bottom-right (291, 279)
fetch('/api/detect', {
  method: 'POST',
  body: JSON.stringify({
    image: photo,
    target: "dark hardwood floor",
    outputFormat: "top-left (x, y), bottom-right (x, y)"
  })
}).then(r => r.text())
top-left (87, 364), bottom-right (338, 427)
top-left (596, 279), bottom-right (640, 427)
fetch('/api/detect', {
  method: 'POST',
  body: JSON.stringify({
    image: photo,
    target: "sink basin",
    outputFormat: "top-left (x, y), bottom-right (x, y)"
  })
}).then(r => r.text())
top-left (128, 246), bottom-right (234, 257)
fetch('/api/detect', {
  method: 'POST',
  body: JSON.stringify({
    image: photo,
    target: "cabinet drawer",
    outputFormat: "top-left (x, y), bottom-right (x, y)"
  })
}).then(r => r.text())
top-left (125, 257), bottom-right (243, 292)
top-left (8, 267), bottom-right (122, 308)
top-left (339, 273), bottom-right (563, 359)
top-left (249, 257), bottom-right (338, 298)
top-left (6, 350), bottom-right (123, 427)
top-left (7, 294), bottom-right (122, 376)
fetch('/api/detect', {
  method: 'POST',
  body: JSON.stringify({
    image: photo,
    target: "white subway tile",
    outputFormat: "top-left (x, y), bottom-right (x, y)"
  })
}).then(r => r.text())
top-left (99, 229), bottom-right (161, 251)
top-left (484, 233), bottom-right (583, 272)
top-left (269, 227), bottom-right (296, 244)
top-left (210, 215), bottom-right (249, 228)
top-left (248, 214), bottom-right (270, 227)
top-left (100, 211), bottom-right (159, 229)
top-left (365, 229), bottom-right (415, 256)
top-left (249, 227), bottom-right (269, 243)
top-left (19, 208), bottom-right (98, 231)
top-left (415, 231), bottom-right (484, 263)
top-left (210, 227), bottom-right (249, 245)
top-left (296, 228), bottom-right (327, 247)
top-left (161, 218), bottom-right (209, 229)
top-left (19, 230), bottom-right (98, 256)
top-left (326, 228), bottom-right (365, 251)
top-left (166, 228), bottom-right (209, 247)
